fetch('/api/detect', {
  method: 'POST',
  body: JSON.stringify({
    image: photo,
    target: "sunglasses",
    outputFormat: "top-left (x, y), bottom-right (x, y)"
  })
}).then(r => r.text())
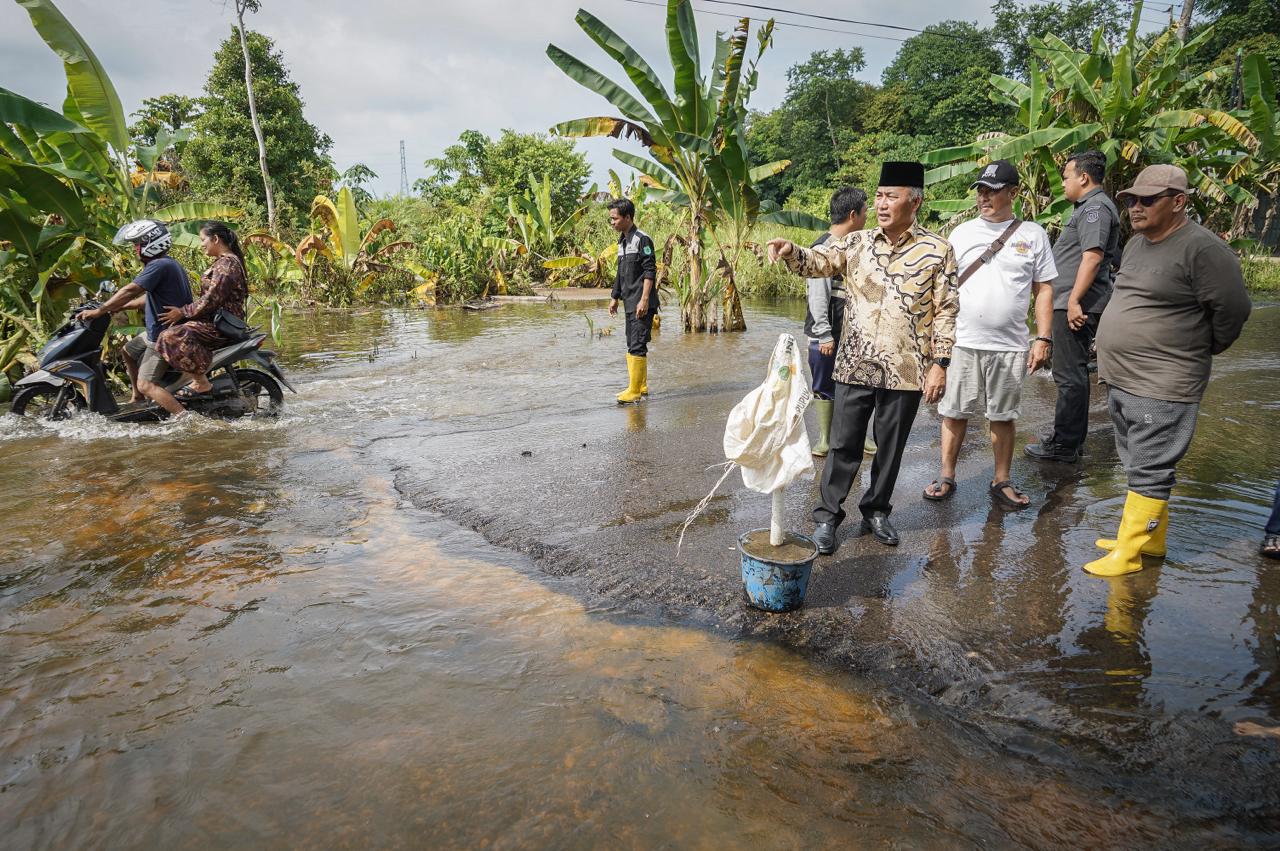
top-left (1124, 190), bottom-right (1182, 208)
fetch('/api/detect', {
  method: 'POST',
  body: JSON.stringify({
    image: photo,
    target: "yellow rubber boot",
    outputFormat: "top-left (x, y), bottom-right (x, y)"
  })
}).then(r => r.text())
top-left (616, 354), bottom-right (645, 404)
top-left (640, 359), bottom-right (649, 397)
top-left (1084, 491), bottom-right (1167, 577)
top-left (811, 398), bottom-right (833, 456)
top-left (1095, 502), bottom-right (1168, 557)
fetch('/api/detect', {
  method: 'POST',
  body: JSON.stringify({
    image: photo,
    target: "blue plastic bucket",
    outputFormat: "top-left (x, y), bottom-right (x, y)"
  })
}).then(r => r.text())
top-left (738, 529), bottom-right (818, 613)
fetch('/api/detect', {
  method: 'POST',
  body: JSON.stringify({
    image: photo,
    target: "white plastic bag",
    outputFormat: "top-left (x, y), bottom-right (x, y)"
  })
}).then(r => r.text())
top-left (723, 333), bottom-right (814, 493)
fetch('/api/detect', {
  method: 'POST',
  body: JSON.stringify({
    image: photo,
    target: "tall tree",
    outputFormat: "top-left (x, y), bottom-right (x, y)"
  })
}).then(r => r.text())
top-left (991, 0), bottom-right (1128, 79)
top-left (416, 129), bottom-right (590, 228)
top-left (881, 20), bottom-right (1014, 142)
top-left (128, 94), bottom-right (201, 147)
top-left (747, 48), bottom-right (872, 203)
top-left (233, 0), bottom-right (276, 233)
top-left (182, 28), bottom-right (333, 228)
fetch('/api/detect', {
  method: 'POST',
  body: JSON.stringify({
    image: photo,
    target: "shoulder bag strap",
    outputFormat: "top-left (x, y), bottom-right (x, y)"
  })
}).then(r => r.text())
top-left (957, 219), bottom-right (1023, 287)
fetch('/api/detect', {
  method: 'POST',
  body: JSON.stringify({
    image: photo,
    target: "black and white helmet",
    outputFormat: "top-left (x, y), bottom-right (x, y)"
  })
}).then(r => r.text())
top-left (113, 219), bottom-right (172, 258)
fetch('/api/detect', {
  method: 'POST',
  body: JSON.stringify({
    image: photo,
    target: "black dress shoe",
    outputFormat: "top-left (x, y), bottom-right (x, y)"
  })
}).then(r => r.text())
top-left (813, 522), bottom-right (838, 555)
top-left (1024, 441), bottom-right (1080, 463)
top-left (859, 512), bottom-right (899, 546)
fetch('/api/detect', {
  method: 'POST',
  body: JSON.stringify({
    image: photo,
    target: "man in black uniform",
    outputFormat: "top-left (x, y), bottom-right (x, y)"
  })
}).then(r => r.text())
top-left (608, 198), bottom-right (658, 404)
top-left (1026, 150), bottom-right (1121, 463)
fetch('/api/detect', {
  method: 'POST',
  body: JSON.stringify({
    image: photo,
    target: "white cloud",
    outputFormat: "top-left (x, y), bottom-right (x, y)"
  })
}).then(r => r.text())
top-left (1, 0), bottom-right (1013, 195)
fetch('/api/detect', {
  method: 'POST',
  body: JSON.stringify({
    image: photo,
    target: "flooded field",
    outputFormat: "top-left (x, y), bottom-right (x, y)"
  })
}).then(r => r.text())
top-left (2, 297), bottom-right (1277, 847)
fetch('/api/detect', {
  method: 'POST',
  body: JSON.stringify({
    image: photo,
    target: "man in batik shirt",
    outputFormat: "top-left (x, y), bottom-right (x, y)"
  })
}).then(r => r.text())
top-left (767, 161), bottom-right (959, 552)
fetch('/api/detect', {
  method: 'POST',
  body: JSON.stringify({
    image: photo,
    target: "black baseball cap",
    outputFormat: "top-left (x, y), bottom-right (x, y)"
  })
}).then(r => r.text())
top-left (970, 159), bottom-right (1020, 190)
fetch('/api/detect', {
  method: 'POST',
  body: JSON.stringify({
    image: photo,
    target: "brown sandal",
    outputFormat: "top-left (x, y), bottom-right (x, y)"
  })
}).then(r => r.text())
top-left (923, 477), bottom-right (957, 501)
top-left (990, 479), bottom-right (1030, 510)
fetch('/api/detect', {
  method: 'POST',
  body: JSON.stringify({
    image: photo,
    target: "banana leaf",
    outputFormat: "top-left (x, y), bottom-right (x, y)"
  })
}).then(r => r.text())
top-left (989, 75), bottom-right (1031, 108)
top-left (545, 45), bottom-right (658, 128)
top-left (0, 205), bottom-right (41, 257)
top-left (149, 201), bottom-right (242, 223)
top-left (574, 9), bottom-right (677, 127)
top-left (667, 0), bottom-right (705, 136)
top-left (756, 209), bottom-right (828, 231)
top-left (0, 156), bottom-right (85, 224)
top-left (1145, 110), bottom-right (1258, 150)
top-left (0, 86), bottom-right (90, 137)
top-left (16, 0), bottom-right (129, 156)
top-left (551, 117), bottom-right (654, 148)
top-left (922, 143), bottom-right (980, 165)
top-left (748, 160), bottom-right (789, 183)
top-left (543, 256), bottom-right (590, 270)
top-left (925, 161), bottom-right (980, 184)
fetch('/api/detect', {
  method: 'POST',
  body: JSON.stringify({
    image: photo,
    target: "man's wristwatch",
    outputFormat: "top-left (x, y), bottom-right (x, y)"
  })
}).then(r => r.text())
top-left (1033, 336), bottom-right (1053, 347)
top-left (935, 357), bottom-right (951, 368)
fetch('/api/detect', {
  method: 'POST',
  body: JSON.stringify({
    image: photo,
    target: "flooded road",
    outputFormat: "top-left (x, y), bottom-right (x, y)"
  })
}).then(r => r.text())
top-left (2, 298), bottom-right (1278, 847)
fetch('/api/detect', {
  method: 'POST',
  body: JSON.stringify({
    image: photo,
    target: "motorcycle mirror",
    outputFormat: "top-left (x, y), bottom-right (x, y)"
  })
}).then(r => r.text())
top-left (100, 280), bottom-right (117, 294)
top-left (79, 286), bottom-right (88, 299)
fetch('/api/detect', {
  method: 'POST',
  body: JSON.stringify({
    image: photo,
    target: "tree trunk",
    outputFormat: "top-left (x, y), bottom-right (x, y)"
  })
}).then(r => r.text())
top-left (236, 2), bottom-right (277, 234)
top-left (721, 265), bottom-right (746, 333)
top-left (1178, 0), bottom-right (1194, 41)
top-left (1228, 201), bottom-right (1253, 242)
top-left (682, 215), bottom-right (705, 332)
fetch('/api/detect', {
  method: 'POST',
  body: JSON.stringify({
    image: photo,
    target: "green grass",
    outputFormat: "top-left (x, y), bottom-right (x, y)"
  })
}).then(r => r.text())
top-left (1243, 257), bottom-right (1280, 294)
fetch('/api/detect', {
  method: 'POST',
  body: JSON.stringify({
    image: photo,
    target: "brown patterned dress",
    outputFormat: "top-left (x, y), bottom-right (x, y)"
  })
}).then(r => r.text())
top-left (156, 254), bottom-right (248, 374)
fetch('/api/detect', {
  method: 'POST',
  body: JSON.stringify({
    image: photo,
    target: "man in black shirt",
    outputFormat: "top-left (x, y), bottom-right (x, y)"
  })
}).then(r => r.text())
top-left (1026, 150), bottom-right (1121, 464)
top-left (608, 198), bottom-right (658, 404)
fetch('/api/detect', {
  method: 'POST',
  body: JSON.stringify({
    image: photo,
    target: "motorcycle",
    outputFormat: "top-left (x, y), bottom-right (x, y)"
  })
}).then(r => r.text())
top-left (9, 283), bottom-right (295, 422)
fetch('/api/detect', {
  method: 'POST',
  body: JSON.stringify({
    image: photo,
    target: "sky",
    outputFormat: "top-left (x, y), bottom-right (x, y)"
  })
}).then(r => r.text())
top-left (0, 0), bottom-right (1156, 196)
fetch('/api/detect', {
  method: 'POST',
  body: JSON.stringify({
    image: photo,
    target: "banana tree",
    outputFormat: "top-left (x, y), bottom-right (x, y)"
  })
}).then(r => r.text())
top-left (0, 0), bottom-right (237, 378)
top-left (547, 0), bottom-right (818, 332)
top-left (1230, 54), bottom-right (1280, 241)
top-left (543, 241), bottom-right (618, 287)
top-left (508, 172), bottom-right (590, 261)
top-left (298, 186), bottom-right (415, 291)
top-left (130, 126), bottom-right (194, 196)
top-left (922, 1), bottom-right (1260, 230)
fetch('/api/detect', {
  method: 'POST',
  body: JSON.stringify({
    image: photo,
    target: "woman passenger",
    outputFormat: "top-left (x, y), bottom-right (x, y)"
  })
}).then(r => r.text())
top-left (156, 221), bottom-right (249, 399)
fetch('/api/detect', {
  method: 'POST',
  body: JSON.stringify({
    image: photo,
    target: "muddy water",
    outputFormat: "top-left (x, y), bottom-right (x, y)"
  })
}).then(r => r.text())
top-left (1, 299), bottom-right (1277, 847)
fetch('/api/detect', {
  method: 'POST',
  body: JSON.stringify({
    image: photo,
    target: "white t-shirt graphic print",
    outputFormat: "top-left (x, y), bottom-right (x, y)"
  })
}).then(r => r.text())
top-left (948, 217), bottom-right (1057, 352)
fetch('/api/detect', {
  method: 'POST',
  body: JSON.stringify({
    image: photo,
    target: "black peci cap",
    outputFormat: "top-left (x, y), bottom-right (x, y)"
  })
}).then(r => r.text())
top-left (878, 161), bottom-right (925, 189)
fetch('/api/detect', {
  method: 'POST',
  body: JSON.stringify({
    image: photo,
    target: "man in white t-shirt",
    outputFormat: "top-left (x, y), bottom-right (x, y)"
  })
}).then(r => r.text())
top-left (923, 160), bottom-right (1056, 510)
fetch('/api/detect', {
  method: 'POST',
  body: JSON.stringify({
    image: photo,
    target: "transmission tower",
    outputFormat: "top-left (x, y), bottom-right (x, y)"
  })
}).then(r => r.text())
top-left (399, 140), bottom-right (409, 196)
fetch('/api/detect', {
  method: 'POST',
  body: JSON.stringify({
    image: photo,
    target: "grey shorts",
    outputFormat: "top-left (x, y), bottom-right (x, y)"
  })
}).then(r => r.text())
top-left (123, 332), bottom-right (168, 383)
top-left (937, 346), bottom-right (1025, 422)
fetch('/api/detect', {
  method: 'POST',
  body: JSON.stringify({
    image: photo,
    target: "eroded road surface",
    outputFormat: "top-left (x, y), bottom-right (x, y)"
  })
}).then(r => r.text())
top-left (2, 299), bottom-right (1277, 847)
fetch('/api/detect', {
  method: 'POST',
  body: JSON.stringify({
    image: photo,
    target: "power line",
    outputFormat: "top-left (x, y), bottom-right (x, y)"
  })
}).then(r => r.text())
top-left (669, 0), bottom-right (1168, 55)
top-left (621, 0), bottom-right (908, 42)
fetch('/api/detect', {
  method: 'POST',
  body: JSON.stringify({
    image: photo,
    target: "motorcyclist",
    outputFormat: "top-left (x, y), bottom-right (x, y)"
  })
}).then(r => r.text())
top-left (79, 220), bottom-right (193, 417)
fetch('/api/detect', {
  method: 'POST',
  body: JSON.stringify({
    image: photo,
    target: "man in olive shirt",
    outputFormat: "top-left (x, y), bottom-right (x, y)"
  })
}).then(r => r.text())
top-left (1085, 164), bottom-right (1251, 576)
top-left (1027, 150), bottom-right (1121, 463)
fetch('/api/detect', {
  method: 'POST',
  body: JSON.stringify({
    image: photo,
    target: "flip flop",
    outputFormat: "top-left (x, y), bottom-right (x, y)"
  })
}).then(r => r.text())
top-left (990, 479), bottom-right (1030, 510)
top-left (923, 476), bottom-right (957, 501)
top-left (174, 386), bottom-right (213, 402)
top-left (1262, 534), bottom-right (1280, 560)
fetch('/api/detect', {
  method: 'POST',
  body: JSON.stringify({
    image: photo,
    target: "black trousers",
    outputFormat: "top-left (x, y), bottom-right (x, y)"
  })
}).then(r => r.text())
top-left (625, 310), bottom-right (654, 356)
top-left (814, 382), bottom-right (922, 525)
top-left (1049, 309), bottom-right (1099, 451)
